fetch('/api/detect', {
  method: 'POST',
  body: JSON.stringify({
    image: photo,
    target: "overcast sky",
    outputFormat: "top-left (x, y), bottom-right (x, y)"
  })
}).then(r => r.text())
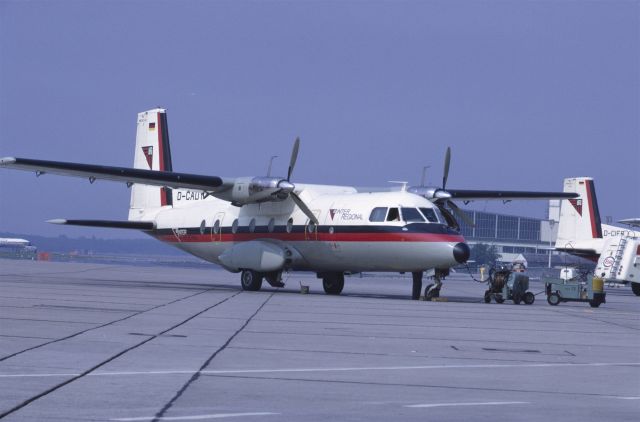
top-left (1, 0), bottom-right (638, 239)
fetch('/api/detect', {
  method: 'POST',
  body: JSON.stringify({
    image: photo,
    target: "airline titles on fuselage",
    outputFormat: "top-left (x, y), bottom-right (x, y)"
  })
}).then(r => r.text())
top-left (329, 208), bottom-right (363, 221)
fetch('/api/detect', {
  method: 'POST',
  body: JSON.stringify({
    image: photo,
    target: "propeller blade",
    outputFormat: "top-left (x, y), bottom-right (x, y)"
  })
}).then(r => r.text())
top-left (434, 202), bottom-right (458, 229)
top-left (287, 137), bottom-right (300, 181)
top-left (291, 191), bottom-right (318, 225)
top-left (447, 200), bottom-right (475, 227)
top-left (442, 146), bottom-right (451, 189)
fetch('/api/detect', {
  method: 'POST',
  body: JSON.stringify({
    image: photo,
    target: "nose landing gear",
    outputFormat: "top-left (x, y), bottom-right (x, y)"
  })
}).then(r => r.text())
top-left (412, 269), bottom-right (448, 300)
top-left (425, 269), bottom-right (447, 300)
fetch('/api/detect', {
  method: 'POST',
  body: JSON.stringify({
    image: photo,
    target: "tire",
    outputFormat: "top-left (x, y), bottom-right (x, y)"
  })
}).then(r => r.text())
top-left (241, 270), bottom-right (263, 291)
top-left (484, 290), bottom-right (491, 303)
top-left (495, 295), bottom-right (505, 304)
top-left (547, 292), bottom-right (560, 306)
top-left (513, 293), bottom-right (521, 305)
top-left (523, 292), bottom-right (535, 305)
top-left (632, 283), bottom-right (640, 296)
top-left (323, 274), bottom-right (344, 295)
top-left (425, 287), bottom-right (440, 300)
top-left (589, 300), bottom-right (601, 308)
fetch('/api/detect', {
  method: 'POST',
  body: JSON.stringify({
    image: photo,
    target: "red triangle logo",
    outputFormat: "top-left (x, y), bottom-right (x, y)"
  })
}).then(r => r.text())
top-left (569, 198), bottom-right (583, 216)
top-left (142, 146), bottom-right (153, 169)
top-left (329, 209), bottom-right (337, 220)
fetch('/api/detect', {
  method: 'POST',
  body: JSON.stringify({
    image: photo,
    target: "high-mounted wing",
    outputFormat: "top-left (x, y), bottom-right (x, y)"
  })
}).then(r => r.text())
top-left (446, 189), bottom-right (578, 201)
top-left (0, 157), bottom-right (227, 192)
top-left (407, 147), bottom-right (579, 229)
top-left (0, 138), bottom-right (319, 224)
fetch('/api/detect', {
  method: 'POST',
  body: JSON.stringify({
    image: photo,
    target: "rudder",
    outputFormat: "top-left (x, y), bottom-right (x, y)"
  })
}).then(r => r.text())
top-left (129, 108), bottom-right (173, 219)
top-left (556, 177), bottom-right (602, 248)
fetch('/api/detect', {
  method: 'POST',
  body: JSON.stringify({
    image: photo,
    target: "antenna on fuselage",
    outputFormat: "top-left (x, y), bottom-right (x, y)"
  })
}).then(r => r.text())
top-left (421, 165), bottom-right (431, 187)
top-left (388, 181), bottom-right (409, 191)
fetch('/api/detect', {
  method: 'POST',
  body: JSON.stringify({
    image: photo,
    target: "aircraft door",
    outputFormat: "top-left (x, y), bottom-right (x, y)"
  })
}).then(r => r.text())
top-left (211, 212), bottom-right (225, 242)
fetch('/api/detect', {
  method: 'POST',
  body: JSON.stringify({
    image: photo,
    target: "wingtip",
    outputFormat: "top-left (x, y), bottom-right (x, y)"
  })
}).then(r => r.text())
top-left (0, 157), bottom-right (17, 165)
top-left (46, 219), bottom-right (68, 225)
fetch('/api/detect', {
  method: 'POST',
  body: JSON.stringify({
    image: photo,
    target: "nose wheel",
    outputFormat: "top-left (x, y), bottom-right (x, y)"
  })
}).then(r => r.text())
top-left (424, 270), bottom-right (445, 300)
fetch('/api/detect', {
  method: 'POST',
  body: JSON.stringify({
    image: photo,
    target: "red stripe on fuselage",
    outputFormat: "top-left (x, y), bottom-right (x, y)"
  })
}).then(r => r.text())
top-left (154, 232), bottom-right (465, 244)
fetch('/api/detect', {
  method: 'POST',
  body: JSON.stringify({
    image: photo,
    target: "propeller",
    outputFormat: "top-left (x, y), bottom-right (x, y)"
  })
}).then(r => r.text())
top-left (283, 138), bottom-right (318, 225)
top-left (433, 147), bottom-right (475, 228)
top-left (287, 137), bottom-right (299, 182)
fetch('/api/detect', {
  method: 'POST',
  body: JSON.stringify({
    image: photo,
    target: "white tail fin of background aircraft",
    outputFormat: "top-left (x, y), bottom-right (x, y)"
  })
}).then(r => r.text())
top-left (556, 176), bottom-right (639, 257)
top-left (129, 109), bottom-right (173, 219)
top-left (556, 177), bottom-right (602, 249)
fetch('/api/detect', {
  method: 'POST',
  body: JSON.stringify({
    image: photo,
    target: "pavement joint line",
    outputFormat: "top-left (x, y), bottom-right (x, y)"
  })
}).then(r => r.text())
top-left (151, 292), bottom-right (276, 422)
top-left (405, 401), bottom-right (529, 408)
top-left (0, 291), bottom-right (242, 419)
top-left (2, 361), bottom-right (639, 378)
top-left (111, 412), bottom-right (280, 421)
top-left (0, 285), bottom-right (222, 363)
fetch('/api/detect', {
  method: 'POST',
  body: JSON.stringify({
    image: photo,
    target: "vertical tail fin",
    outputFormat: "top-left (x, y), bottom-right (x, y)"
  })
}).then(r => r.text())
top-left (129, 108), bottom-right (173, 219)
top-left (556, 177), bottom-right (603, 247)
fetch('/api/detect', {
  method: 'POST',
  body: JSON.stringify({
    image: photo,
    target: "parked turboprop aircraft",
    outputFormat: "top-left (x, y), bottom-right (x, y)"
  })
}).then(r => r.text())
top-left (555, 177), bottom-right (640, 295)
top-left (0, 108), bottom-right (577, 299)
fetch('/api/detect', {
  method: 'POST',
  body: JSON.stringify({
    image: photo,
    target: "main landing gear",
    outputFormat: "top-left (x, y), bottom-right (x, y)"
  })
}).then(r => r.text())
top-left (412, 269), bottom-right (447, 300)
top-left (321, 272), bottom-right (344, 295)
top-left (240, 270), bottom-right (285, 291)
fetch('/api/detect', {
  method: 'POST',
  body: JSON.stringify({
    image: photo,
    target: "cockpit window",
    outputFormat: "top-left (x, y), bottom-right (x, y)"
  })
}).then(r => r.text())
top-left (386, 207), bottom-right (400, 222)
top-left (401, 208), bottom-right (425, 222)
top-left (419, 207), bottom-right (439, 223)
top-left (369, 207), bottom-right (388, 222)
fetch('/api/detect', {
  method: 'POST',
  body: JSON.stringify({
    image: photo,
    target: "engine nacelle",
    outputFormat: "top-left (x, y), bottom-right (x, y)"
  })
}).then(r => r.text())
top-left (407, 186), bottom-right (451, 200)
top-left (218, 240), bottom-right (286, 272)
top-left (225, 177), bottom-right (294, 205)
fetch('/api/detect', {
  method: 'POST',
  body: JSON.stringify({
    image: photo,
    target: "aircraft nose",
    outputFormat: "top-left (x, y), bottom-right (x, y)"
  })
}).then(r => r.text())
top-left (453, 242), bottom-right (470, 264)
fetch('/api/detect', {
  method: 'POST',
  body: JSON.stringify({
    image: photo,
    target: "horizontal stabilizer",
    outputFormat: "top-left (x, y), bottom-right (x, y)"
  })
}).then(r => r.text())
top-left (0, 157), bottom-right (226, 192)
top-left (47, 219), bottom-right (155, 230)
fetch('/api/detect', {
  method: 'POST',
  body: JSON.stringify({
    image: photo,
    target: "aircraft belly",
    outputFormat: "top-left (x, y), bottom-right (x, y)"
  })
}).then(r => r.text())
top-left (170, 242), bottom-right (226, 265)
top-left (292, 241), bottom-right (456, 272)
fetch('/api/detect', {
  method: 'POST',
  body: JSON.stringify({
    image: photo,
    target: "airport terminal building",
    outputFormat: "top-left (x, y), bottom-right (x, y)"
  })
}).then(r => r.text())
top-left (457, 201), bottom-right (583, 268)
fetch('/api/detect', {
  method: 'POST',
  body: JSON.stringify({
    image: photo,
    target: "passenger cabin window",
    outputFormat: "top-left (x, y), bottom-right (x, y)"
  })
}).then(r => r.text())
top-left (386, 207), bottom-right (400, 222)
top-left (369, 207), bottom-right (388, 222)
top-left (401, 208), bottom-right (425, 222)
top-left (419, 207), bottom-right (439, 223)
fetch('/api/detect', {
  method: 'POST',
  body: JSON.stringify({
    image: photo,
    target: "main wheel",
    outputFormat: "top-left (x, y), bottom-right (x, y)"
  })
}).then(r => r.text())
top-left (484, 290), bottom-right (491, 303)
top-left (632, 282), bottom-right (640, 296)
top-left (322, 274), bottom-right (344, 295)
top-left (523, 291), bottom-right (535, 305)
top-left (513, 293), bottom-right (521, 305)
top-left (547, 292), bottom-right (560, 306)
top-left (240, 270), bottom-right (263, 291)
top-left (495, 295), bottom-right (505, 304)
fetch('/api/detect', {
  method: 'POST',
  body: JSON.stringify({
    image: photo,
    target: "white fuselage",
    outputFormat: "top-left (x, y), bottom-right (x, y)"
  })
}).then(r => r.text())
top-left (136, 186), bottom-right (466, 273)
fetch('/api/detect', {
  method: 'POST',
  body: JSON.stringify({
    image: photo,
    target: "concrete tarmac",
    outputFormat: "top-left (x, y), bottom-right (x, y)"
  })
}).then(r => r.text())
top-left (0, 259), bottom-right (638, 421)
